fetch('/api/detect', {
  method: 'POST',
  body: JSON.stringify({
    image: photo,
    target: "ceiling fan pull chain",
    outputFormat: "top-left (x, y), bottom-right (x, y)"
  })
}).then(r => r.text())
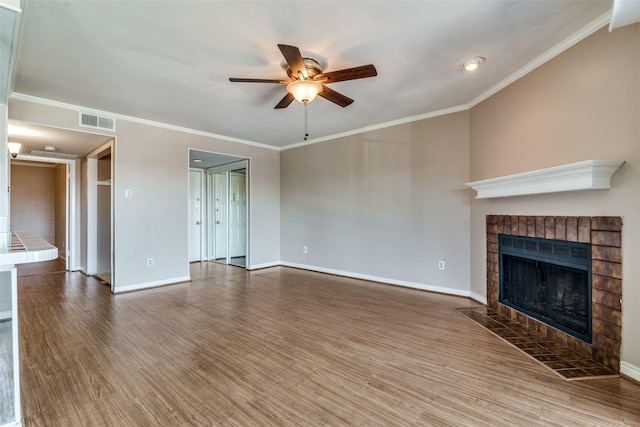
top-left (304, 102), bottom-right (309, 141)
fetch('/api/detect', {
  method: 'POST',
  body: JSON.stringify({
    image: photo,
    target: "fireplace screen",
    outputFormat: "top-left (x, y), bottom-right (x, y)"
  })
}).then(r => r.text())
top-left (499, 235), bottom-right (592, 343)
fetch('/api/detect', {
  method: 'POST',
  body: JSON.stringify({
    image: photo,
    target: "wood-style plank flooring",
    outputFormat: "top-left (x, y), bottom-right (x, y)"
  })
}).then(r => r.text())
top-left (18, 262), bottom-right (640, 426)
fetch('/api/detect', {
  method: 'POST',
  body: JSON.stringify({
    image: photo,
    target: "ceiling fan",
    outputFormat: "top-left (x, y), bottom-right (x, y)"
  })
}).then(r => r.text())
top-left (229, 44), bottom-right (377, 109)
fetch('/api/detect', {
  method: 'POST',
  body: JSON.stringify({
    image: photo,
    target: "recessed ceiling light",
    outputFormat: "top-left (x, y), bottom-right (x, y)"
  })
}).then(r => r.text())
top-left (463, 56), bottom-right (485, 71)
top-left (193, 159), bottom-right (203, 163)
top-left (44, 145), bottom-right (56, 151)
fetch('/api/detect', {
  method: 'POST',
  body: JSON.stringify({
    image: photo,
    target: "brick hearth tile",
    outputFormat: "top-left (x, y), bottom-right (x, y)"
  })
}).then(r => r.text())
top-left (591, 230), bottom-right (621, 247)
top-left (591, 216), bottom-right (622, 231)
top-left (593, 289), bottom-right (622, 311)
top-left (519, 216), bottom-right (527, 236)
top-left (511, 216), bottom-right (519, 235)
top-left (592, 260), bottom-right (622, 279)
top-left (578, 217), bottom-right (591, 243)
top-left (523, 347), bottom-right (553, 356)
top-left (593, 304), bottom-right (622, 327)
top-left (545, 217), bottom-right (555, 239)
top-left (592, 245), bottom-right (622, 263)
top-left (593, 349), bottom-right (620, 372)
top-left (566, 217), bottom-right (578, 242)
top-left (545, 361), bottom-right (575, 370)
top-left (593, 318), bottom-right (622, 342)
top-left (584, 367), bottom-right (618, 377)
top-left (557, 368), bottom-right (589, 379)
top-left (535, 216), bottom-right (545, 238)
top-left (555, 217), bottom-right (566, 240)
top-left (534, 354), bottom-right (565, 362)
top-left (567, 337), bottom-right (592, 357)
top-left (504, 216), bottom-right (511, 232)
top-left (572, 359), bottom-right (604, 369)
top-left (527, 217), bottom-right (536, 237)
top-left (593, 335), bottom-right (621, 357)
top-left (592, 274), bottom-right (622, 295)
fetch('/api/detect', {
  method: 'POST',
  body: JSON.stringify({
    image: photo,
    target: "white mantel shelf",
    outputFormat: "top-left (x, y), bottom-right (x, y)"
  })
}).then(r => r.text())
top-left (465, 160), bottom-right (625, 199)
top-left (0, 231), bottom-right (58, 265)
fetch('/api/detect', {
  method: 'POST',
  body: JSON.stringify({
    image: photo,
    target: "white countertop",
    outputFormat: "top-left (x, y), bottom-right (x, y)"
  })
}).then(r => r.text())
top-left (0, 231), bottom-right (58, 265)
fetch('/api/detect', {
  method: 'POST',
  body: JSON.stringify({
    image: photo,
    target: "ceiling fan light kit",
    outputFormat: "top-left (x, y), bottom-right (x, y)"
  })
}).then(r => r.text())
top-left (229, 44), bottom-right (377, 109)
top-left (287, 80), bottom-right (322, 103)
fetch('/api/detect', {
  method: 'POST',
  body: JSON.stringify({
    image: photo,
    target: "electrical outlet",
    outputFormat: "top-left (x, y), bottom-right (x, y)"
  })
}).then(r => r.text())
top-left (147, 258), bottom-right (154, 267)
top-left (303, 246), bottom-right (308, 254)
top-left (438, 260), bottom-right (445, 270)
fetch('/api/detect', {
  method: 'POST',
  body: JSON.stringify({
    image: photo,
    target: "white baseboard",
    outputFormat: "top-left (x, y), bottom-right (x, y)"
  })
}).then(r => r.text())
top-left (470, 292), bottom-right (487, 305)
top-left (281, 262), bottom-right (471, 298)
top-left (247, 261), bottom-right (281, 270)
top-left (0, 310), bottom-right (11, 321)
top-left (621, 361), bottom-right (640, 383)
top-left (113, 276), bottom-right (191, 294)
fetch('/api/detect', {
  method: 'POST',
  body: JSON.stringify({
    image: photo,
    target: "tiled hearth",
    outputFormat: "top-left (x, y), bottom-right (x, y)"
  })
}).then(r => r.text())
top-left (486, 215), bottom-right (622, 374)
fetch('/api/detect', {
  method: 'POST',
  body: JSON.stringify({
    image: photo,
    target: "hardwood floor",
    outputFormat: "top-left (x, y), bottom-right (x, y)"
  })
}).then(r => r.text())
top-left (17, 263), bottom-right (640, 426)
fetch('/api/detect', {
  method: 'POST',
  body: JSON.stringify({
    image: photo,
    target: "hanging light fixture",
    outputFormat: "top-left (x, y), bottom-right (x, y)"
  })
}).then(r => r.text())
top-left (287, 80), bottom-right (322, 103)
top-left (7, 142), bottom-right (21, 159)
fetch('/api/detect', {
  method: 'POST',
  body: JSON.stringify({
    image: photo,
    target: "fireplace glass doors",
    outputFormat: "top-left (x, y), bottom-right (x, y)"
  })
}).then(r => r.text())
top-left (499, 235), bottom-right (592, 343)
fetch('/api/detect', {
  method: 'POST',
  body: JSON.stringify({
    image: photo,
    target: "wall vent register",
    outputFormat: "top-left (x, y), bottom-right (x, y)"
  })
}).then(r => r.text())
top-left (499, 234), bottom-right (592, 343)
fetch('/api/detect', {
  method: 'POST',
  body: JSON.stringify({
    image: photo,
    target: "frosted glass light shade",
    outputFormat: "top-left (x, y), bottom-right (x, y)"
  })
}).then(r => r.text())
top-left (287, 80), bottom-right (321, 103)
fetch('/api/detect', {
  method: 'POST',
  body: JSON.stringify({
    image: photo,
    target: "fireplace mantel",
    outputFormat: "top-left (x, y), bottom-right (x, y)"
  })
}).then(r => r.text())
top-left (466, 160), bottom-right (624, 199)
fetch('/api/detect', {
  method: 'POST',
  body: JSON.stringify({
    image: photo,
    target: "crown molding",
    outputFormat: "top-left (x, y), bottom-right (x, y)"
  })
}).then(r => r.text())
top-left (467, 11), bottom-right (612, 109)
top-left (9, 93), bottom-right (279, 151)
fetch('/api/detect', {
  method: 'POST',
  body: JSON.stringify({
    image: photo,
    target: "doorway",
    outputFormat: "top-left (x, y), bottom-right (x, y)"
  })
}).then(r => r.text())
top-left (188, 150), bottom-right (248, 268)
top-left (9, 155), bottom-right (76, 271)
top-left (208, 162), bottom-right (248, 267)
top-left (86, 143), bottom-right (113, 287)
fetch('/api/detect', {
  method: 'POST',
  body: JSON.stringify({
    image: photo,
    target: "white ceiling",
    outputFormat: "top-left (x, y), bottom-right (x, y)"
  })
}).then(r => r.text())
top-left (10, 1), bottom-right (616, 150)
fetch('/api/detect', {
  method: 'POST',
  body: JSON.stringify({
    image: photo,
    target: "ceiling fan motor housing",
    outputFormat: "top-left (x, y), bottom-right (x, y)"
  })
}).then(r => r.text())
top-left (287, 58), bottom-right (323, 79)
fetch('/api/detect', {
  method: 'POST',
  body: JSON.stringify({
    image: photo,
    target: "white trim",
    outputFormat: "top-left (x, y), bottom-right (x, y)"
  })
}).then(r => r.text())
top-left (247, 261), bottom-right (280, 270)
top-left (9, 93), bottom-right (278, 151)
top-left (280, 105), bottom-right (469, 151)
top-left (470, 292), bottom-right (487, 305)
top-left (621, 361), bottom-right (640, 383)
top-left (467, 11), bottom-right (611, 109)
top-left (281, 261), bottom-right (470, 298)
top-left (113, 275), bottom-right (191, 294)
top-left (465, 160), bottom-right (625, 199)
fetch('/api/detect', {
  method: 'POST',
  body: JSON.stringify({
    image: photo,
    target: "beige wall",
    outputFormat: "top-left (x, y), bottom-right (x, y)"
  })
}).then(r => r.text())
top-left (10, 163), bottom-right (56, 244)
top-left (9, 99), bottom-right (281, 290)
top-left (469, 25), bottom-right (640, 370)
top-left (281, 112), bottom-right (471, 293)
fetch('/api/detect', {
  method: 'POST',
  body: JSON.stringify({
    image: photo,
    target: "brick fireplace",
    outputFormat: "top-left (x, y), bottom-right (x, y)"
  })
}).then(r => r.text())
top-left (486, 215), bottom-right (622, 372)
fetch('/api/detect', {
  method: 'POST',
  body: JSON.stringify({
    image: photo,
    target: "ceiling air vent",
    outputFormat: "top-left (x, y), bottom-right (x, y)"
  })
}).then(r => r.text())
top-left (79, 113), bottom-right (115, 131)
top-left (30, 150), bottom-right (80, 159)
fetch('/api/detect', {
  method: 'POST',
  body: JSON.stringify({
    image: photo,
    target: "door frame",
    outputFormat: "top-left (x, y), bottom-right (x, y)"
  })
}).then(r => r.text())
top-left (206, 160), bottom-right (249, 267)
top-left (13, 154), bottom-right (77, 271)
top-left (86, 140), bottom-right (115, 290)
top-left (188, 168), bottom-right (205, 262)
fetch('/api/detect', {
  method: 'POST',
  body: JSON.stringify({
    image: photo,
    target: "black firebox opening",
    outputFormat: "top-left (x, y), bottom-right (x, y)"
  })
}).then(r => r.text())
top-left (499, 235), bottom-right (592, 343)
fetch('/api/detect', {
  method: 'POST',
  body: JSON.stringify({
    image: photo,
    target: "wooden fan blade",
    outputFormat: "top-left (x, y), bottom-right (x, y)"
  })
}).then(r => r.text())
top-left (318, 86), bottom-right (354, 107)
top-left (278, 44), bottom-right (308, 79)
top-left (229, 78), bottom-right (285, 83)
top-left (274, 92), bottom-right (295, 109)
top-left (316, 65), bottom-right (377, 84)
